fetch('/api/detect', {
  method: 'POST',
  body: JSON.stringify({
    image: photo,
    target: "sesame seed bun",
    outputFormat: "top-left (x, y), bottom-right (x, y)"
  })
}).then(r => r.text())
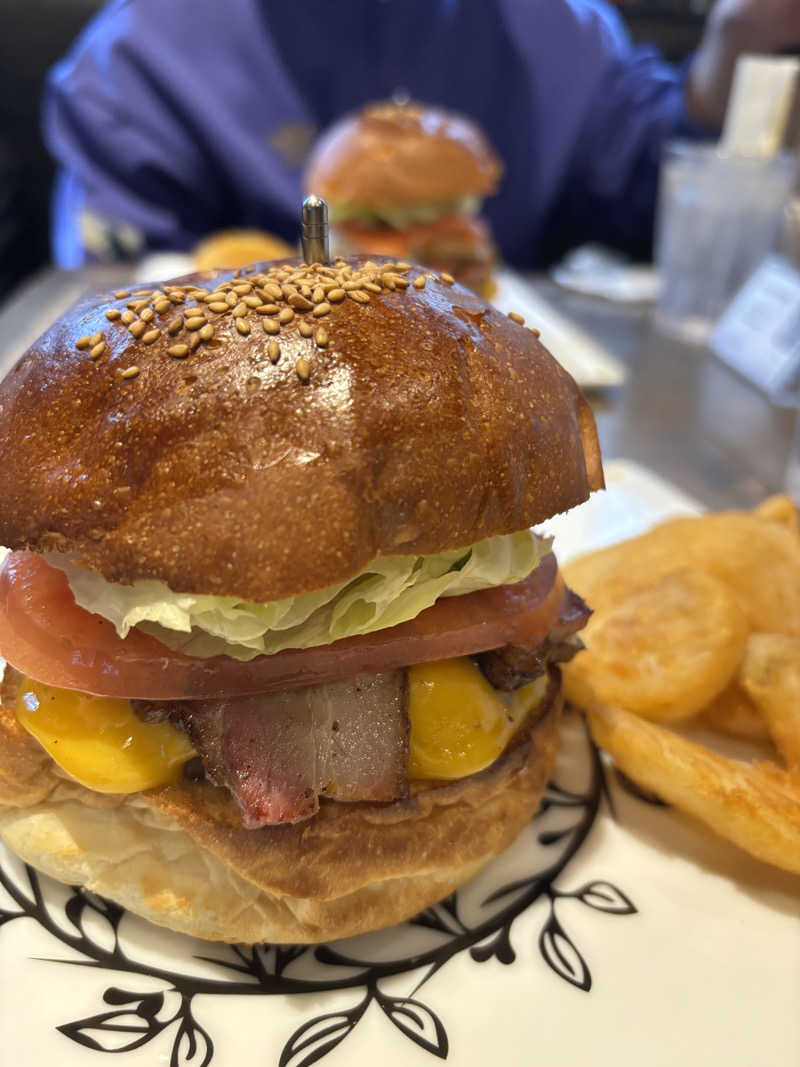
top-left (0, 257), bottom-right (602, 601)
top-left (0, 666), bottom-right (561, 943)
top-left (305, 102), bottom-right (502, 208)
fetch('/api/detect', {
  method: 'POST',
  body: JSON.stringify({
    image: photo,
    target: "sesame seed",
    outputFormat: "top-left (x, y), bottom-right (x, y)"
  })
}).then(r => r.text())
top-left (199, 324), bottom-right (215, 341)
top-left (154, 299), bottom-right (171, 315)
top-left (298, 320), bottom-right (313, 337)
top-left (208, 302), bottom-right (229, 313)
top-left (315, 326), bottom-right (329, 347)
top-left (225, 292), bottom-right (238, 307)
top-left (232, 302), bottom-right (248, 318)
top-left (188, 333), bottom-right (201, 352)
top-left (114, 290), bottom-right (131, 299)
top-left (91, 332), bottom-right (103, 346)
top-left (89, 341), bottom-right (106, 360)
top-left (168, 291), bottom-right (185, 303)
top-left (233, 283), bottom-right (252, 295)
top-left (142, 329), bottom-right (161, 345)
top-left (342, 281), bottom-right (361, 291)
top-left (328, 288), bottom-right (345, 303)
top-left (295, 358), bottom-right (310, 381)
top-left (312, 302), bottom-right (331, 317)
top-left (185, 317), bottom-right (206, 331)
top-left (363, 281), bottom-right (382, 294)
top-left (129, 321), bottom-right (146, 339)
top-left (393, 277), bottom-right (409, 289)
top-left (262, 318), bottom-right (279, 335)
top-left (508, 311), bottom-right (525, 325)
top-left (121, 310), bottom-right (136, 324)
top-left (235, 318), bottom-right (251, 336)
top-left (312, 286), bottom-right (325, 304)
top-left (440, 272), bottom-right (455, 285)
top-left (413, 275), bottom-right (426, 289)
top-left (168, 344), bottom-right (189, 358)
top-left (129, 299), bottom-right (150, 312)
top-left (202, 292), bottom-right (222, 304)
top-left (265, 282), bottom-right (283, 301)
top-left (76, 336), bottom-right (92, 350)
top-left (529, 326), bottom-right (541, 337)
top-left (140, 307), bottom-right (155, 323)
top-left (267, 340), bottom-right (281, 363)
top-left (121, 365), bottom-right (140, 379)
top-left (348, 290), bottom-right (370, 304)
top-left (105, 308), bottom-right (121, 321)
top-left (395, 262), bottom-right (411, 272)
top-left (289, 292), bottom-right (314, 311)
top-left (133, 290), bottom-right (152, 297)
top-left (167, 316), bottom-right (184, 335)
top-left (243, 295), bottom-right (262, 308)
top-left (277, 307), bottom-right (294, 324)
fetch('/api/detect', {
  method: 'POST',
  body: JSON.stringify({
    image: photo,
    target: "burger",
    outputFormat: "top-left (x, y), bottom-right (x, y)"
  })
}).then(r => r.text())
top-left (0, 256), bottom-right (602, 943)
top-left (304, 102), bottom-right (502, 298)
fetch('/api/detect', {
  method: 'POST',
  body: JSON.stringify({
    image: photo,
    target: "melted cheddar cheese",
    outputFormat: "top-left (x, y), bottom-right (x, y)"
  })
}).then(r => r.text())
top-left (408, 658), bottom-right (546, 779)
top-left (14, 658), bottom-right (546, 792)
top-left (15, 678), bottom-right (196, 793)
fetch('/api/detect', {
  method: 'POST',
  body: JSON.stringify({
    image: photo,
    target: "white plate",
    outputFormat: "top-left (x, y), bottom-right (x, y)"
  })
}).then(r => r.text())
top-left (132, 257), bottom-right (628, 391)
top-left (491, 269), bottom-right (627, 389)
top-left (1, 461), bottom-right (797, 1066)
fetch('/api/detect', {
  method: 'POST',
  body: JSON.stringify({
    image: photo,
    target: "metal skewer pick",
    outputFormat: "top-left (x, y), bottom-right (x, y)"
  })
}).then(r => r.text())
top-left (301, 194), bottom-right (330, 265)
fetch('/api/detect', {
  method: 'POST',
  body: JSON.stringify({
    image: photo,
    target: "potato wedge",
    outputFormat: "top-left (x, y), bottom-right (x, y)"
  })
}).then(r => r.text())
top-left (563, 568), bottom-right (748, 721)
top-left (702, 683), bottom-right (772, 742)
top-left (740, 634), bottom-right (800, 774)
top-left (587, 703), bottom-right (800, 875)
top-left (564, 511), bottom-right (800, 637)
top-left (754, 494), bottom-right (800, 536)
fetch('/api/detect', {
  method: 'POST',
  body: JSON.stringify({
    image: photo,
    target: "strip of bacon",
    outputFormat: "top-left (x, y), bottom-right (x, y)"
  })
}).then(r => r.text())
top-left (136, 671), bottom-right (409, 827)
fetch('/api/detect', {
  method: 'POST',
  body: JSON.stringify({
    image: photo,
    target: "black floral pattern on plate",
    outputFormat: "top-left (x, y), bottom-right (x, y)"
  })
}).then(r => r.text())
top-left (0, 717), bottom-right (635, 1065)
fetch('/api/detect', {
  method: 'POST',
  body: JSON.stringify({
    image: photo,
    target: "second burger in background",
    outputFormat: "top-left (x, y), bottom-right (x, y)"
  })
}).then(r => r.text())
top-left (304, 102), bottom-right (502, 297)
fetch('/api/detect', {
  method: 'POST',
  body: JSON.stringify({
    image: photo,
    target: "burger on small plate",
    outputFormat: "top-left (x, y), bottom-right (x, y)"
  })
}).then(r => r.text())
top-left (0, 256), bottom-right (602, 943)
top-left (305, 102), bottom-right (502, 298)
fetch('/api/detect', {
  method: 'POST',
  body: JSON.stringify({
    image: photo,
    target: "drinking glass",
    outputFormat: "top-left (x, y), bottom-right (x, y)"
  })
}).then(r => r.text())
top-left (653, 143), bottom-right (797, 343)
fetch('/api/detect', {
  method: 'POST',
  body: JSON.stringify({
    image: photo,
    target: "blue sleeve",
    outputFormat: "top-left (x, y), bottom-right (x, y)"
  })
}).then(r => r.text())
top-left (531, 1), bottom-right (711, 263)
top-left (43, 0), bottom-right (308, 267)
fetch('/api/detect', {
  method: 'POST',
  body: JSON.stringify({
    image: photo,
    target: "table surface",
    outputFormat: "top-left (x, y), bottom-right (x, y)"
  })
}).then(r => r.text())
top-left (0, 266), bottom-right (796, 511)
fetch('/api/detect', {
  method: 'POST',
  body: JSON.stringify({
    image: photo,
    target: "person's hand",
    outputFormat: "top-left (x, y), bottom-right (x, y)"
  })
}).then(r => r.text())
top-left (687, 0), bottom-right (800, 128)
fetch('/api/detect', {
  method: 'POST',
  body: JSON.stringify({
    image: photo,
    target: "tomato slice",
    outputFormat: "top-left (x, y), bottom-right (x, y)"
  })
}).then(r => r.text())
top-left (0, 551), bottom-right (564, 700)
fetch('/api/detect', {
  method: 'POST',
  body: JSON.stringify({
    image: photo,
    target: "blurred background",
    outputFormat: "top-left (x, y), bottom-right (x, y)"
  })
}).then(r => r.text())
top-left (0, 0), bottom-right (720, 302)
top-left (0, 0), bottom-right (799, 503)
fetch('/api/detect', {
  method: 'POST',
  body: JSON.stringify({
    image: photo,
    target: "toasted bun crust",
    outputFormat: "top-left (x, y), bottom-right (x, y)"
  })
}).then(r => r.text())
top-left (0, 258), bottom-right (602, 601)
top-left (0, 670), bottom-right (561, 943)
top-left (192, 229), bottom-right (294, 270)
top-left (305, 102), bottom-right (503, 207)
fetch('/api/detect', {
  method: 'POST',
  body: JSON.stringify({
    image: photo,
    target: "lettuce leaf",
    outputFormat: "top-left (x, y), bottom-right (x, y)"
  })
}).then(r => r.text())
top-left (47, 530), bottom-right (550, 661)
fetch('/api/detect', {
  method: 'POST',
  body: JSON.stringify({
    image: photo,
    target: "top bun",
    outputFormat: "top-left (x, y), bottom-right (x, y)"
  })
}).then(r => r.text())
top-left (305, 102), bottom-right (502, 208)
top-left (0, 257), bottom-right (602, 602)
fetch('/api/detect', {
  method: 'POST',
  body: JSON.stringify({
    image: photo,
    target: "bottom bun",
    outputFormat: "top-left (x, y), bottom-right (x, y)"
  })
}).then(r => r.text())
top-left (0, 671), bottom-right (562, 943)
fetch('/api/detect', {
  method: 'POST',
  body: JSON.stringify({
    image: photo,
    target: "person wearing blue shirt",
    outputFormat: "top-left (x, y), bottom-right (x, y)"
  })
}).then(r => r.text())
top-left (43, 0), bottom-right (800, 269)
